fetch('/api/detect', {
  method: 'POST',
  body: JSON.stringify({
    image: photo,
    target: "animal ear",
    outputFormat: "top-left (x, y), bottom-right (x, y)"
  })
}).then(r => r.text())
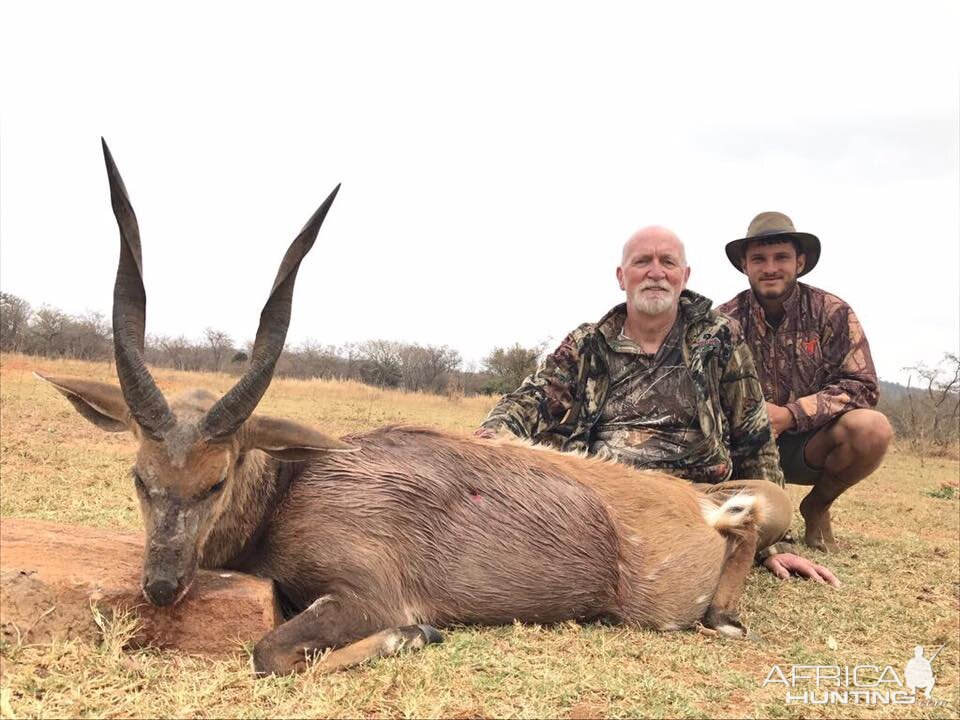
top-left (246, 415), bottom-right (358, 462)
top-left (35, 373), bottom-right (131, 433)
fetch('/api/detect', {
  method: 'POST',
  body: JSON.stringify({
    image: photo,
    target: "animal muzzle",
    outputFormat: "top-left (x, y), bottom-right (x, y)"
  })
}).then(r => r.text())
top-left (142, 564), bottom-right (196, 606)
top-left (141, 502), bottom-right (203, 606)
top-left (142, 538), bottom-right (197, 607)
top-left (143, 573), bottom-right (181, 606)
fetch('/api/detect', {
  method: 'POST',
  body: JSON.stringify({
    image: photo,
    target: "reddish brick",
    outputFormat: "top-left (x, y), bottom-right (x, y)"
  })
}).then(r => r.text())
top-left (0, 518), bottom-right (280, 656)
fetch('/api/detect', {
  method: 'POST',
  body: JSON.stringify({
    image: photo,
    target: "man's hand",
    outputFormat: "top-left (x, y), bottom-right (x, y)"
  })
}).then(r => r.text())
top-left (474, 427), bottom-right (496, 439)
top-left (765, 402), bottom-right (795, 437)
top-left (763, 552), bottom-right (840, 587)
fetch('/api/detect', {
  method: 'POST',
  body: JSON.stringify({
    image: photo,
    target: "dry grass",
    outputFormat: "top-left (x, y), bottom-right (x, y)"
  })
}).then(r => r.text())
top-left (1, 353), bottom-right (958, 718)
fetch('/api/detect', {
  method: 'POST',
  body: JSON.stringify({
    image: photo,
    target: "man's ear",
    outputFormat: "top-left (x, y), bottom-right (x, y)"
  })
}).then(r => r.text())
top-left (796, 252), bottom-right (806, 275)
top-left (616, 266), bottom-right (625, 290)
top-left (245, 415), bottom-right (358, 462)
top-left (35, 373), bottom-right (130, 432)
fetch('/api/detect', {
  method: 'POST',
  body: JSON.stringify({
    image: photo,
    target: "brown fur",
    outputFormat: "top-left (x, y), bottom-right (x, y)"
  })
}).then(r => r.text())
top-left (705, 524), bottom-right (758, 635)
top-left (41, 371), bottom-right (764, 676)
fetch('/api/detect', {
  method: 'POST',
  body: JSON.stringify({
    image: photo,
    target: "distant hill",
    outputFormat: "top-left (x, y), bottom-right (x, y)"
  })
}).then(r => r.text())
top-left (879, 379), bottom-right (914, 402)
top-left (880, 377), bottom-right (958, 403)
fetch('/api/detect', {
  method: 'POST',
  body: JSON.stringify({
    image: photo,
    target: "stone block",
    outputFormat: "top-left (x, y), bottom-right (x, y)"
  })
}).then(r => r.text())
top-left (0, 518), bottom-right (280, 656)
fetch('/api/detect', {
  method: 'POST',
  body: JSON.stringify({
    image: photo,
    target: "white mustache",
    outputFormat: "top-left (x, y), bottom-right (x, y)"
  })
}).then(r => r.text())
top-left (638, 281), bottom-right (672, 292)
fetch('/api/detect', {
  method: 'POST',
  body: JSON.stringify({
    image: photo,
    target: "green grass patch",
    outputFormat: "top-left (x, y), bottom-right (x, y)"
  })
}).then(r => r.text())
top-left (924, 483), bottom-right (958, 500)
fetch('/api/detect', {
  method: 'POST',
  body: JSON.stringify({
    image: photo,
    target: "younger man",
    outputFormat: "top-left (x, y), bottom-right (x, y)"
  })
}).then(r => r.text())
top-left (720, 212), bottom-right (893, 552)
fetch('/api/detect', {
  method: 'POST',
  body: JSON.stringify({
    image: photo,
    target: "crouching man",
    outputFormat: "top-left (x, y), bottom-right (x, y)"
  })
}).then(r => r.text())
top-left (719, 212), bottom-right (893, 552)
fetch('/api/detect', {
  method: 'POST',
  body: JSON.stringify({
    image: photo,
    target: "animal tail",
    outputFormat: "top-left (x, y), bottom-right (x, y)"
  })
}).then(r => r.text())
top-left (698, 492), bottom-right (768, 541)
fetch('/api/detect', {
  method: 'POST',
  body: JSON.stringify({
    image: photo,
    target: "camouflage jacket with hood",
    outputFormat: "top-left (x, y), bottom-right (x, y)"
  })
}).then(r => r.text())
top-left (718, 283), bottom-right (878, 434)
top-left (481, 291), bottom-right (784, 485)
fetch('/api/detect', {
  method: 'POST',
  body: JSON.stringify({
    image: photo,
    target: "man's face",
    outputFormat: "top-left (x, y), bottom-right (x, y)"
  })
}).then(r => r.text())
top-left (742, 240), bottom-right (806, 301)
top-left (617, 231), bottom-right (690, 317)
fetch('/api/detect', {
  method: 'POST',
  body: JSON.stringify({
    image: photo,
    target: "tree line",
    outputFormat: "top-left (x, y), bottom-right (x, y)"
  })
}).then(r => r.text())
top-left (3, 291), bottom-right (956, 454)
top-left (0, 292), bottom-right (543, 396)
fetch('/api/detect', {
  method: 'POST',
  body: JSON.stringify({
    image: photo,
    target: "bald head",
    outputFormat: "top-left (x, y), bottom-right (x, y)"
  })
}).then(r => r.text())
top-left (621, 226), bottom-right (687, 268)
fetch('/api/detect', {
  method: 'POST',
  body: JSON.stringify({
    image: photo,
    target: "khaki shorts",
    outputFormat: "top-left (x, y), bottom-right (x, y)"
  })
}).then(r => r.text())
top-left (776, 429), bottom-right (823, 485)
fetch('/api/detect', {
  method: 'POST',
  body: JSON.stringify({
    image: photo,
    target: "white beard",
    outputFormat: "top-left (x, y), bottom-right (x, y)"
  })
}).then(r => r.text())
top-left (631, 286), bottom-right (677, 315)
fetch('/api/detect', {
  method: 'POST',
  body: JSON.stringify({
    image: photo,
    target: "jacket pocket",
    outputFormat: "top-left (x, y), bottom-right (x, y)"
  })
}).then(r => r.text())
top-left (793, 331), bottom-right (825, 391)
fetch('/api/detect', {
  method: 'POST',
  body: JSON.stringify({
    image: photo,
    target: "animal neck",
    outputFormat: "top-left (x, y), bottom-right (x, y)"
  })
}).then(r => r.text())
top-left (199, 450), bottom-right (298, 570)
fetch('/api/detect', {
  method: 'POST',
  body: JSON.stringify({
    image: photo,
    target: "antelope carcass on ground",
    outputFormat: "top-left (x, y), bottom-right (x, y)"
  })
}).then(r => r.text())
top-left (40, 141), bottom-right (771, 676)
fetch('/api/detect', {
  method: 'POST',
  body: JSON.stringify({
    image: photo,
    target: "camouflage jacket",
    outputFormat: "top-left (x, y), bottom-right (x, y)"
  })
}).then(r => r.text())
top-left (718, 283), bottom-right (878, 434)
top-left (481, 291), bottom-right (784, 485)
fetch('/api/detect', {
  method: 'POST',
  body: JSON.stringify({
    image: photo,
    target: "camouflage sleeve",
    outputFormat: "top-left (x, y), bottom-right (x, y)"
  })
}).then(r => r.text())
top-left (719, 329), bottom-right (785, 486)
top-left (479, 331), bottom-right (583, 440)
top-left (785, 305), bottom-right (879, 433)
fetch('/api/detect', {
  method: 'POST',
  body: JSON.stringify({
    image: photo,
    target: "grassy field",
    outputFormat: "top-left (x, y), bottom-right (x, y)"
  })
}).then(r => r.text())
top-left (1, 353), bottom-right (958, 719)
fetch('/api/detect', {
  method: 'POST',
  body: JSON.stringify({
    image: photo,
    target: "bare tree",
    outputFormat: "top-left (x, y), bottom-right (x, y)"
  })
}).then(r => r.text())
top-left (204, 327), bottom-right (234, 372)
top-left (65, 311), bottom-right (111, 360)
top-left (398, 343), bottom-right (461, 393)
top-left (289, 339), bottom-right (343, 379)
top-left (151, 334), bottom-right (201, 371)
top-left (0, 292), bottom-right (31, 352)
top-left (883, 353), bottom-right (960, 458)
top-left (356, 339), bottom-right (403, 388)
top-left (30, 306), bottom-right (68, 356)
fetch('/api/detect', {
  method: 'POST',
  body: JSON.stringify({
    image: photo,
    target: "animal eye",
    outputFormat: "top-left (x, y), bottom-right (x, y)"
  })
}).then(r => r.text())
top-left (206, 479), bottom-right (226, 498)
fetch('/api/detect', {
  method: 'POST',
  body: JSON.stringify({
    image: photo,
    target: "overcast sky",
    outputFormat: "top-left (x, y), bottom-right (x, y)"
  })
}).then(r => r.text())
top-left (2, 1), bottom-right (958, 384)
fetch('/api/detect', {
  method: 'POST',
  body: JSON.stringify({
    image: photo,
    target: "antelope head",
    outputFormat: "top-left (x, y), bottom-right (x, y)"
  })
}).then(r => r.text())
top-left (39, 140), bottom-right (356, 606)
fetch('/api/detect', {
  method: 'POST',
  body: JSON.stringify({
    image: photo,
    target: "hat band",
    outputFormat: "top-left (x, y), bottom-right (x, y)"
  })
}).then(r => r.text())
top-left (751, 227), bottom-right (798, 238)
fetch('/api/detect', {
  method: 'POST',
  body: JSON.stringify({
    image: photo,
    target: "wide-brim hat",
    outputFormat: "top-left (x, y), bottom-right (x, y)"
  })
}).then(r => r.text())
top-left (725, 211), bottom-right (820, 276)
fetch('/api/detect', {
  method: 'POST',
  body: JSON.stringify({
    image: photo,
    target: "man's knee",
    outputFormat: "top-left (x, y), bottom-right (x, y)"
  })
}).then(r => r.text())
top-left (838, 409), bottom-right (893, 458)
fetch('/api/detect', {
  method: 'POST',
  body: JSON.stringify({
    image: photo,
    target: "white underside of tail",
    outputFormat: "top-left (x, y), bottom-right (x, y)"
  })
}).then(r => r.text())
top-left (699, 493), bottom-right (759, 532)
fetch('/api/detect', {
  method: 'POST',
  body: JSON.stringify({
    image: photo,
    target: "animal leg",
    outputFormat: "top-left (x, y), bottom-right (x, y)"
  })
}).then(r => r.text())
top-left (702, 524), bottom-right (759, 639)
top-left (252, 594), bottom-right (442, 676)
top-left (304, 624), bottom-right (443, 675)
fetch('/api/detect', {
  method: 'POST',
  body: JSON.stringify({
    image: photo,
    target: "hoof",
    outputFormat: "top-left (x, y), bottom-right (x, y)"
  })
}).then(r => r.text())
top-left (416, 624), bottom-right (444, 645)
top-left (702, 608), bottom-right (754, 640)
top-left (713, 622), bottom-right (751, 639)
top-left (251, 644), bottom-right (306, 677)
top-left (395, 624), bottom-right (443, 650)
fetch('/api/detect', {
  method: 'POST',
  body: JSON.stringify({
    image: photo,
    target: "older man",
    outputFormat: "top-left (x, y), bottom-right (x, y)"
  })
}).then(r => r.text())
top-left (719, 212), bottom-right (893, 552)
top-left (479, 226), bottom-right (837, 584)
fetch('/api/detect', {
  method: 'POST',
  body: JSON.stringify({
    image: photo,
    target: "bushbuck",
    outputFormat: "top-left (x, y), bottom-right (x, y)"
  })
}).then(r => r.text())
top-left (39, 140), bottom-right (774, 676)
